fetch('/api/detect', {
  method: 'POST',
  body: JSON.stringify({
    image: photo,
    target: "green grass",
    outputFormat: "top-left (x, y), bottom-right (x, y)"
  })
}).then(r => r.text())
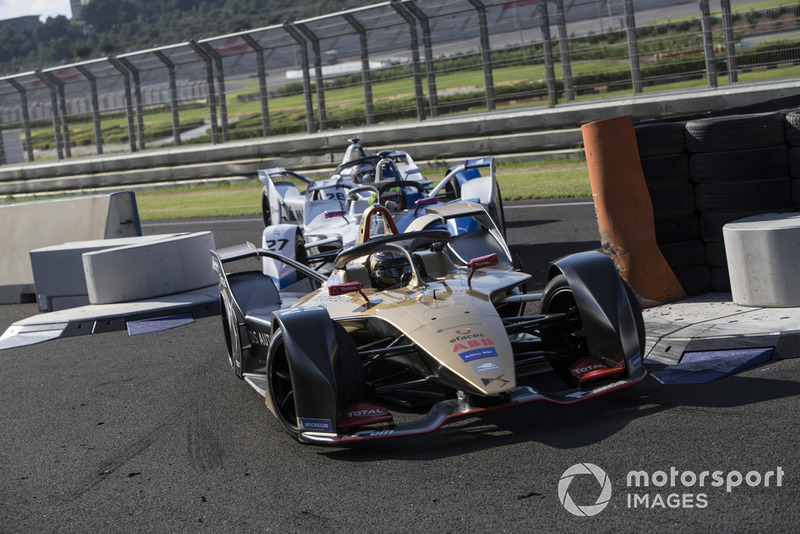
top-left (132, 158), bottom-right (591, 220)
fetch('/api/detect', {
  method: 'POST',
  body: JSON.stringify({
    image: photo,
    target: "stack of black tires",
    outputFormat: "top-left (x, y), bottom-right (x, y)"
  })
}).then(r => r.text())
top-left (636, 110), bottom-right (800, 296)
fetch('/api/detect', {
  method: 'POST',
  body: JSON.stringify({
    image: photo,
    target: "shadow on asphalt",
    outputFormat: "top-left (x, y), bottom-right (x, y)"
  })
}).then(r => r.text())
top-left (320, 364), bottom-right (800, 461)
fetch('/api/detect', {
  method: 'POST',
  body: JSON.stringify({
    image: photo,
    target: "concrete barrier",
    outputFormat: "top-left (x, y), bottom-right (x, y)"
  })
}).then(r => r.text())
top-left (0, 192), bottom-right (141, 304)
top-left (29, 236), bottom-right (166, 312)
top-left (724, 213), bottom-right (800, 307)
top-left (83, 232), bottom-right (217, 304)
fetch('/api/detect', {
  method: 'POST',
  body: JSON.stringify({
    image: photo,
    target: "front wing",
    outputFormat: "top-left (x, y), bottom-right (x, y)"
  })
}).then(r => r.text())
top-left (298, 365), bottom-right (646, 444)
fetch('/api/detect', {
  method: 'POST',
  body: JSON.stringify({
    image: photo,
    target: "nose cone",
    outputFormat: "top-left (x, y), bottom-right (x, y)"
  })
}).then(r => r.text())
top-left (409, 309), bottom-right (516, 397)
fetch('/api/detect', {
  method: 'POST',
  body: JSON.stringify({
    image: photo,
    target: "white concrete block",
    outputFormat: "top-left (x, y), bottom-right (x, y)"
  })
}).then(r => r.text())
top-left (83, 232), bottom-right (217, 304)
top-left (0, 192), bottom-right (140, 303)
top-left (29, 236), bottom-right (164, 312)
top-left (724, 212), bottom-right (800, 307)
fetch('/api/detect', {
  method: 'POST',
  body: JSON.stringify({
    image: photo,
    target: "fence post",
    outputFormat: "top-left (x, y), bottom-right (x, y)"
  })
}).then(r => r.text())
top-left (466, 0), bottom-right (496, 111)
top-left (698, 0), bottom-right (718, 88)
top-left (154, 50), bottom-right (183, 145)
top-left (199, 43), bottom-right (230, 142)
top-left (296, 23), bottom-right (328, 131)
top-left (540, 0), bottom-right (558, 106)
top-left (0, 112), bottom-right (5, 165)
top-left (553, 0), bottom-right (574, 102)
top-left (283, 22), bottom-right (316, 134)
top-left (75, 65), bottom-right (104, 155)
top-left (7, 79), bottom-right (35, 162)
top-left (624, 0), bottom-right (642, 94)
top-left (405, 1), bottom-right (439, 118)
top-left (721, 0), bottom-right (738, 84)
top-left (188, 41), bottom-right (220, 144)
top-left (390, 0), bottom-right (426, 121)
top-left (46, 72), bottom-right (72, 158)
top-left (34, 69), bottom-right (64, 160)
top-left (343, 13), bottom-right (375, 126)
top-left (118, 58), bottom-right (146, 150)
top-left (241, 35), bottom-right (271, 137)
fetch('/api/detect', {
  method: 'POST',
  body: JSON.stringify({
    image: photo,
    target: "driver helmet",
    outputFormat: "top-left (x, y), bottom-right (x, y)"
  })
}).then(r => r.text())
top-left (352, 163), bottom-right (376, 184)
top-left (369, 251), bottom-right (411, 289)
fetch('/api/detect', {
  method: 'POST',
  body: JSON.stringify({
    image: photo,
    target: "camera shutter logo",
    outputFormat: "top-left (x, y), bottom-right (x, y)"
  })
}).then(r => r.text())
top-left (558, 463), bottom-right (612, 516)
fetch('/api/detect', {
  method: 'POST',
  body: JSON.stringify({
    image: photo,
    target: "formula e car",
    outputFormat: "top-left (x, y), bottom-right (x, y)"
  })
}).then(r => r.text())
top-left (258, 137), bottom-right (430, 228)
top-left (257, 139), bottom-right (505, 285)
top-left (211, 226), bottom-right (647, 445)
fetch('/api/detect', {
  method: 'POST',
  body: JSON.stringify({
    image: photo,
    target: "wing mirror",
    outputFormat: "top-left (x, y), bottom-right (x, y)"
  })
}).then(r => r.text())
top-left (328, 281), bottom-right (370, 308)
top-left (325, 209), bottom-right (348, 222)
top-left (467, 253), bottom-right (499, 288)
top-left (414, 196), bottom-right (438, 216)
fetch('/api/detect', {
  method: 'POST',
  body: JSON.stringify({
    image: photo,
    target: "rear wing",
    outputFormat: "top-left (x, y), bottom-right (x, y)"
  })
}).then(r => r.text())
top-left (257, 168), bottom-right (314, 186)
top-left (428, 157), bottom-right (496, 199)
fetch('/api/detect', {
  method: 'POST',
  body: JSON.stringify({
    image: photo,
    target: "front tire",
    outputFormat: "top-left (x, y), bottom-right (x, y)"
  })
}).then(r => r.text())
top-left (267, 322), bottom-right (365, 439)
top-left (540, 274), bottom-right (586, 387)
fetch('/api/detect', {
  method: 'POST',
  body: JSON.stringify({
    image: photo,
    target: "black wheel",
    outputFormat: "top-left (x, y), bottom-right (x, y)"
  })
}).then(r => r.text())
top-left (267, 322), bottom-right (365, 439)
top-left (220, 293), bottom-right (243, 378)
top-left (261, 189), bottom-right (271, 227)
top-left (267, 328), bottom-right (298, 437)
top-left (648, 182), bottom-right (695, 217)
top-left (641, 153), bottom-right (690, 186)
top-left (786, 110), bottom-right (800, 147)
top-left (294, 230), bottom-right (308, 281)
top-left (685, 112), bottom-right (785, 152)
top-left (690, 145), bottom-right (788, 183)
top-left (653, 213), bottom-right (701, 245)
top-left (672, 265), bottom-right (712, 297)
top-left (540, 275), bottom-right (586, 387)
top-left (635, 121), bottom-right (686, 157)
top-left (694, 176), bottom-right (792, 212)
top-left (658, 240), bottom-right (706, 271)
top-left (491, 180), bottom-right (507, 238)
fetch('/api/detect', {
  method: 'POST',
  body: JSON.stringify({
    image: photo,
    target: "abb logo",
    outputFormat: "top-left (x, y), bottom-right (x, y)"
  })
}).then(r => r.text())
top-left (453, 338), bottom-right (494, 353)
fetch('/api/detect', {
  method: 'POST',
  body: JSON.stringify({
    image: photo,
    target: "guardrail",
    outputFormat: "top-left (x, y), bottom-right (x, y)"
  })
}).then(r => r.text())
top-left (1, 81), bottom-right (800, 197)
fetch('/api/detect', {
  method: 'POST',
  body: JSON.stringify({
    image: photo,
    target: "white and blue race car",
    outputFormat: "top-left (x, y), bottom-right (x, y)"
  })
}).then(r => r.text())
top-left (257, 139), bottom-right (507, 288)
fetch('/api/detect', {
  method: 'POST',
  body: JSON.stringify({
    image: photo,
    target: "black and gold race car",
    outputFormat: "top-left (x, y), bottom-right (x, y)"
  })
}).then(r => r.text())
top-left (211, 206), bottom-right (646, 444)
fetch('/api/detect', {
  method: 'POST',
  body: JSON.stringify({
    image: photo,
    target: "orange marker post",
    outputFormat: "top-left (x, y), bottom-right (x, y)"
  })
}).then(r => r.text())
top-left (581, 115), bottom-right (685, 307)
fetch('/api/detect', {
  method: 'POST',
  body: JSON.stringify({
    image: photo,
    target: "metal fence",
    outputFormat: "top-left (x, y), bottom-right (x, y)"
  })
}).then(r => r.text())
top-left (0, 0), bottom-right (799, 165)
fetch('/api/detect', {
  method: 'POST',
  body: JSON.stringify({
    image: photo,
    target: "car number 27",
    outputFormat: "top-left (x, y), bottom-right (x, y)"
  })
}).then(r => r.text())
top-left (265, 239), bottom-right (289, 251)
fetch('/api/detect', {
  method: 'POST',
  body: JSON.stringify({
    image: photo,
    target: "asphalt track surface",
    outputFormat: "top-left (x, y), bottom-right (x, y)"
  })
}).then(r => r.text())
top-left (1, 199), bottom-right (799, 532)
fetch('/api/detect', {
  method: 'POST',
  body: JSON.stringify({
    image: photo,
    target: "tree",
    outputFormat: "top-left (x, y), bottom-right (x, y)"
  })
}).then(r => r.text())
top-left (83, 0), bottom-right (139, 33)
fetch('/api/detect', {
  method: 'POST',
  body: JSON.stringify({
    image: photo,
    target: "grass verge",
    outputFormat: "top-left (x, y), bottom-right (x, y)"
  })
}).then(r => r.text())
top-left (133, 158), bottom-right (591, 220)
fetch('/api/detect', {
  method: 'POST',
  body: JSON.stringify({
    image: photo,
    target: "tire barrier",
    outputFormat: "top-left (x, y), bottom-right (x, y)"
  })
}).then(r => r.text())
top-left (633, 108), bottom-right (800, 296)
top-left (582, 115), bottom-right (685, 307)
